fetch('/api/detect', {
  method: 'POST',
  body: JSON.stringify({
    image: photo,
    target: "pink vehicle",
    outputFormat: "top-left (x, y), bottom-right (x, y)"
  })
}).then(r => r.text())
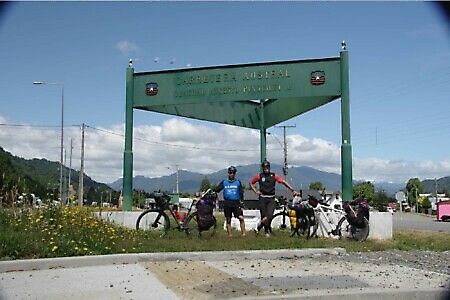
top-left (436, 200), bottom-right (450, 222)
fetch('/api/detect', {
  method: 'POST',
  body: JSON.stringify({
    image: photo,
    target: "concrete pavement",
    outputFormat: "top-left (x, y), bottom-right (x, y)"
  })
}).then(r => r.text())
top-left (0, 248), bottom-right (448, 300)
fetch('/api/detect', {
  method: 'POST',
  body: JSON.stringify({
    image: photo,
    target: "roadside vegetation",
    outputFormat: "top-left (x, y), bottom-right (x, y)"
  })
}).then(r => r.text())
top-left (1, 206), bottom-right (449, 261)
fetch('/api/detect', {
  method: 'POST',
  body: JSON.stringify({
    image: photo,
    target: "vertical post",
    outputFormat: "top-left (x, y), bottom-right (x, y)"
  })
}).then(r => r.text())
top-left (63, 147), bottom-right (67, 205)
top-left (276, 125), bottom-right (296, 199)
top-left (123, 66), bottom-right (134, 211)
top-left (78, 123), bottom-right (85, 207)
top-left (259, 101), bottom-right (266, 170)
top-left (176, 165), bottom-right (179, 194)
top-left (68, 138), bottom-right (73, 204)
top-left (282, 127), bottom-right (289, 199)
top-left (340, 49), bottom-right (353, 202)
top-left (60, 85), bottom-right (65, 204)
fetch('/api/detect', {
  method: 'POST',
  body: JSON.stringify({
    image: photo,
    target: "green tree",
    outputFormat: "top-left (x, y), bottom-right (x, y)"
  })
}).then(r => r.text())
top-left (422, 197), bottom-right (432, 209)
top-left (309, 181), bottom-right (324, 190)
top-left (406, 178), bottom-right (424, 210)
top-left (132, 189), bottom-right (148, 209)
top-left (372, 190), bottom-right (390, 211)
top-left (352, 181), bottom-right (375, 203)
top-left (199, 176), bottom-right (211, 192)
top-left (418, 197), bottom-right (432, 211)
top-left (85, 186), bottom-right (96, 205)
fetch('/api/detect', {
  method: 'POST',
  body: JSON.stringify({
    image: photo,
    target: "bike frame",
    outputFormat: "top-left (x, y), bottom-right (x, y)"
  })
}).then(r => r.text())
top-left (136, 189), bottom-right (218, 239)
top-left (313, 203), bottom-right (347, 238)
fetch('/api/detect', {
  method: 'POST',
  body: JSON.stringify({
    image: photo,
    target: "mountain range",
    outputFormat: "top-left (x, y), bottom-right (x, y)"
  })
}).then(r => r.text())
top-left (2, 146), bottom-right (449, 198)
top-left (109, 164), bottom-right (407, 196)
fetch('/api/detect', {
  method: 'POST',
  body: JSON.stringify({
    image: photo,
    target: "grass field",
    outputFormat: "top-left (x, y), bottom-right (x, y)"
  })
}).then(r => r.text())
top-left (1, 206), bottom-right (449, 260)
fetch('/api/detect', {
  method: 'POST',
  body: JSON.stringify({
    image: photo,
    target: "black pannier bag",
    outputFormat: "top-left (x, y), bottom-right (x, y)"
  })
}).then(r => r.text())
top-left (196, 192), bottom-right (216, 231)
top-left (154, 191), bottom-right (170, 208)
top-left (344, 198), bottom-right (369, 228)
top-left (288, 195), bottom-right (316, 228)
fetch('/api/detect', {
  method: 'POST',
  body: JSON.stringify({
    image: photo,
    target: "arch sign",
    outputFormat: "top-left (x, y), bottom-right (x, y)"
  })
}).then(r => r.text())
top-left (122, 50), bottom-right (351, 211)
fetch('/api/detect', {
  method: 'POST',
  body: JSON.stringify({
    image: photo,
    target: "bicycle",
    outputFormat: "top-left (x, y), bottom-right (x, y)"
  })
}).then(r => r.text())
top-left (310, 198), bottom-right (369, 242)
top-left (269, 196), bottom-right (312, 239)
top-left (135, 190), bottom-right (217, 238)
top-left (269, 196), bottom-right (290, 232)
top-left (287, 195), bottom-right (319, 239)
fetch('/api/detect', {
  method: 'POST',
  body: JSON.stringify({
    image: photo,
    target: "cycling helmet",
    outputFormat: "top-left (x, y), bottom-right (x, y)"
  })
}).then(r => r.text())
top-left (262, 160), bottom-right (271, 168)
top-left (228, 166), bottom-right (237, 174)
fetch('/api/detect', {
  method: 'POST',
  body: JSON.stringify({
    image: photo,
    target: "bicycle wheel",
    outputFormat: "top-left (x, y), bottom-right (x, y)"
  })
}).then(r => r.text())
top-left (295, 217), bottom-right (311, 240)
top-left (336, 216), bottom-right (350, 240)
top-left (270, 212), bottom-right (290, 233)
top-left (309, 210), bottom-right (319, 238)
top-left (351, 217), bottom-right (370, 242)
top-left (184, 213), bottom-right (217, 239)
top-left (336, 216), bottom-right (369, 242)
top-left (136, 209), bottom-right (170, 238)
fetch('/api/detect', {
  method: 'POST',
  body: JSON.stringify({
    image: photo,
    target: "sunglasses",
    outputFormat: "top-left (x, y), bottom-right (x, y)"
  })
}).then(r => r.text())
top-left (228, 171), bottom-right (236, 174)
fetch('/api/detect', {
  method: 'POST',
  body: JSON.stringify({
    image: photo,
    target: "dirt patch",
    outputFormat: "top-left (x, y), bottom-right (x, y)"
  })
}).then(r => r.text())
top-left (144, 260), bottom-right (269, 299)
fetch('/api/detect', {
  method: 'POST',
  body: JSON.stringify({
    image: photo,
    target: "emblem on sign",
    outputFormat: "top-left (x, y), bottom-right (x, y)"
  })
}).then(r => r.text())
top-left (310, 71), bottom-right (325, 85)
top-left (145, 82), bottom-right (158, 96)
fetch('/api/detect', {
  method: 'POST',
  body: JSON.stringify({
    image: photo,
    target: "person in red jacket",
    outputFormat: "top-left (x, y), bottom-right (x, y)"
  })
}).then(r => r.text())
top-left (250, 160), bottom-right (298, 237)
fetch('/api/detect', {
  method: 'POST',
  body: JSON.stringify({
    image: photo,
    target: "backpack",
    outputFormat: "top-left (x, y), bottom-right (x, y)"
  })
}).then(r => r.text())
top-left (197, 199), bottom-right (215, 231)
top-left (344, 199), bottom-right (369, 228)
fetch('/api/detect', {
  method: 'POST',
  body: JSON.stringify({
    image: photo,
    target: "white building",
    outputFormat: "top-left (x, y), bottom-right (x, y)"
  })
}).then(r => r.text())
top-left (419, 193), bottom-right (450, 210)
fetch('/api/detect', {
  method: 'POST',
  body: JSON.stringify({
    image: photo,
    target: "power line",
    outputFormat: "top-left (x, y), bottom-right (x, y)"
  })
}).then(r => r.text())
top-left (84, 124), bottom-right (259, 152)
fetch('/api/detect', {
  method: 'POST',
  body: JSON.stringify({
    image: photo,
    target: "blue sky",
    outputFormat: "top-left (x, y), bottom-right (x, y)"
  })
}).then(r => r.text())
top-left (0, 2), bottom-right (449, 186)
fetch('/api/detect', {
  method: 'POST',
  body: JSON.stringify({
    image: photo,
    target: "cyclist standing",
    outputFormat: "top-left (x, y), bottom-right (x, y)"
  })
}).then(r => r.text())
top-left (214, 166), bottom-right (246, 238)
top-left (250, 160), bottom-right (298, 237)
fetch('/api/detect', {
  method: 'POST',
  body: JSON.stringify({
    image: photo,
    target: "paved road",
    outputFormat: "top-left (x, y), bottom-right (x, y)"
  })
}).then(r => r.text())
top-left (393, 212), bottom-right (450, 232)
top-left (0, 249), bottom-right (448, 300)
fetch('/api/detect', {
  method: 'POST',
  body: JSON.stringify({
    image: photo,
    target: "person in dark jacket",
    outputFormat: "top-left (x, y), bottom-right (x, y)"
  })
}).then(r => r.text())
top-left (250, 160), bottom-right (298, 237)
top-left (214, 166), bottom-right (246, 238)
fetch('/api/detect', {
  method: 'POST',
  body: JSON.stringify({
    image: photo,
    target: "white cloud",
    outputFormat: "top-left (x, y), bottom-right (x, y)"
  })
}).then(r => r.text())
top-left (1, 118), bottom-right (450, 185)
top-left (115, 40), bottom-right (140, 56)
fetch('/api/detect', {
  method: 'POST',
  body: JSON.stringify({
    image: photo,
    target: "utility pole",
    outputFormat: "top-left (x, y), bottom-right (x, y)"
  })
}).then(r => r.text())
top-left (78, 123), bottom-right (85, 207)
top-left (168, 165), bottom-right (181, 194)
top-left (435, 177), bottom-right (438, 204)
top-left (275, 125), bottom-right (296, 200)
top-left (175, 164), bottom-right (180, 194)
top-left (415, 185), bottom-right (418, 213)
top-left (68, 138), bottom-right (73, 205)
top-left (63, 147), bottom-right (67, 205)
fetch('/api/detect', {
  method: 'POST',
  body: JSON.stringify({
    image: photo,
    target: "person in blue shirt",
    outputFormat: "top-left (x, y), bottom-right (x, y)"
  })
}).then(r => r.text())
top-left (214, 166), bottom-right (246, 238)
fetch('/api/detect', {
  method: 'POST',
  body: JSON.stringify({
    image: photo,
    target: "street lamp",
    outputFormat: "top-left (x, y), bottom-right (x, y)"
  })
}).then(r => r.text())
top-left (33, 81), bottom-right (64, 203)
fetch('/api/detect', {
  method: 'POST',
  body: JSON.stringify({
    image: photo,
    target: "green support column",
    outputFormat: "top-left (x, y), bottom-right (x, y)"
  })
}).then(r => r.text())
top-left (122, 67), bottom-right (134, 211)
top-left (259, 101), bottom-right (266, 168)
top-left (340, 50), bottom-right (353, 202)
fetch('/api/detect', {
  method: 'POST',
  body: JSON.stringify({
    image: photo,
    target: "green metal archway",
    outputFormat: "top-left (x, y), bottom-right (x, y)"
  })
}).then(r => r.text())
top-left (122, 50), bottom-right (352, 211)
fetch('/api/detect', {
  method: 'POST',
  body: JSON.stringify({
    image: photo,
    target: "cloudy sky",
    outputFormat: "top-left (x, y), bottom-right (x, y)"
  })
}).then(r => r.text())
top-left (0, 2), bottom-right (449, 185)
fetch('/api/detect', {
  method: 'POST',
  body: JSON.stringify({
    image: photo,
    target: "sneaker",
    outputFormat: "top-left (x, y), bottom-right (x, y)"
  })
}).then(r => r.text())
top-left (242, 233), bottom-right (246, 238)
top-left (253, 228), bottom-right (259, 237)
top-left (290, 229), bottom-right (296, 237)
top-left (265, 232), bottom-right (271, 238)
top-left (227, 234), bottom-right (233, 239)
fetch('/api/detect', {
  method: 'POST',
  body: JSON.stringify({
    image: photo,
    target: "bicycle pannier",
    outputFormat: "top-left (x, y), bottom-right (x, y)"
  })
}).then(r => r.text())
top-left (308, 195), bottom-right (319, 208)
top-left (154, 192), bottom-right (170, 208)
top-left (288, 208), bottom-right (297, 229)
top-left (197, 200), bottom-right (215, 231)
top-left (344, 199), bottom-right (369, 228)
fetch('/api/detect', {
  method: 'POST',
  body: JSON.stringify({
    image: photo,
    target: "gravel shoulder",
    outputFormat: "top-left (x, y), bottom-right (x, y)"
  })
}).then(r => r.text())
top-left (314, 249), bottom-right (450, 276)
